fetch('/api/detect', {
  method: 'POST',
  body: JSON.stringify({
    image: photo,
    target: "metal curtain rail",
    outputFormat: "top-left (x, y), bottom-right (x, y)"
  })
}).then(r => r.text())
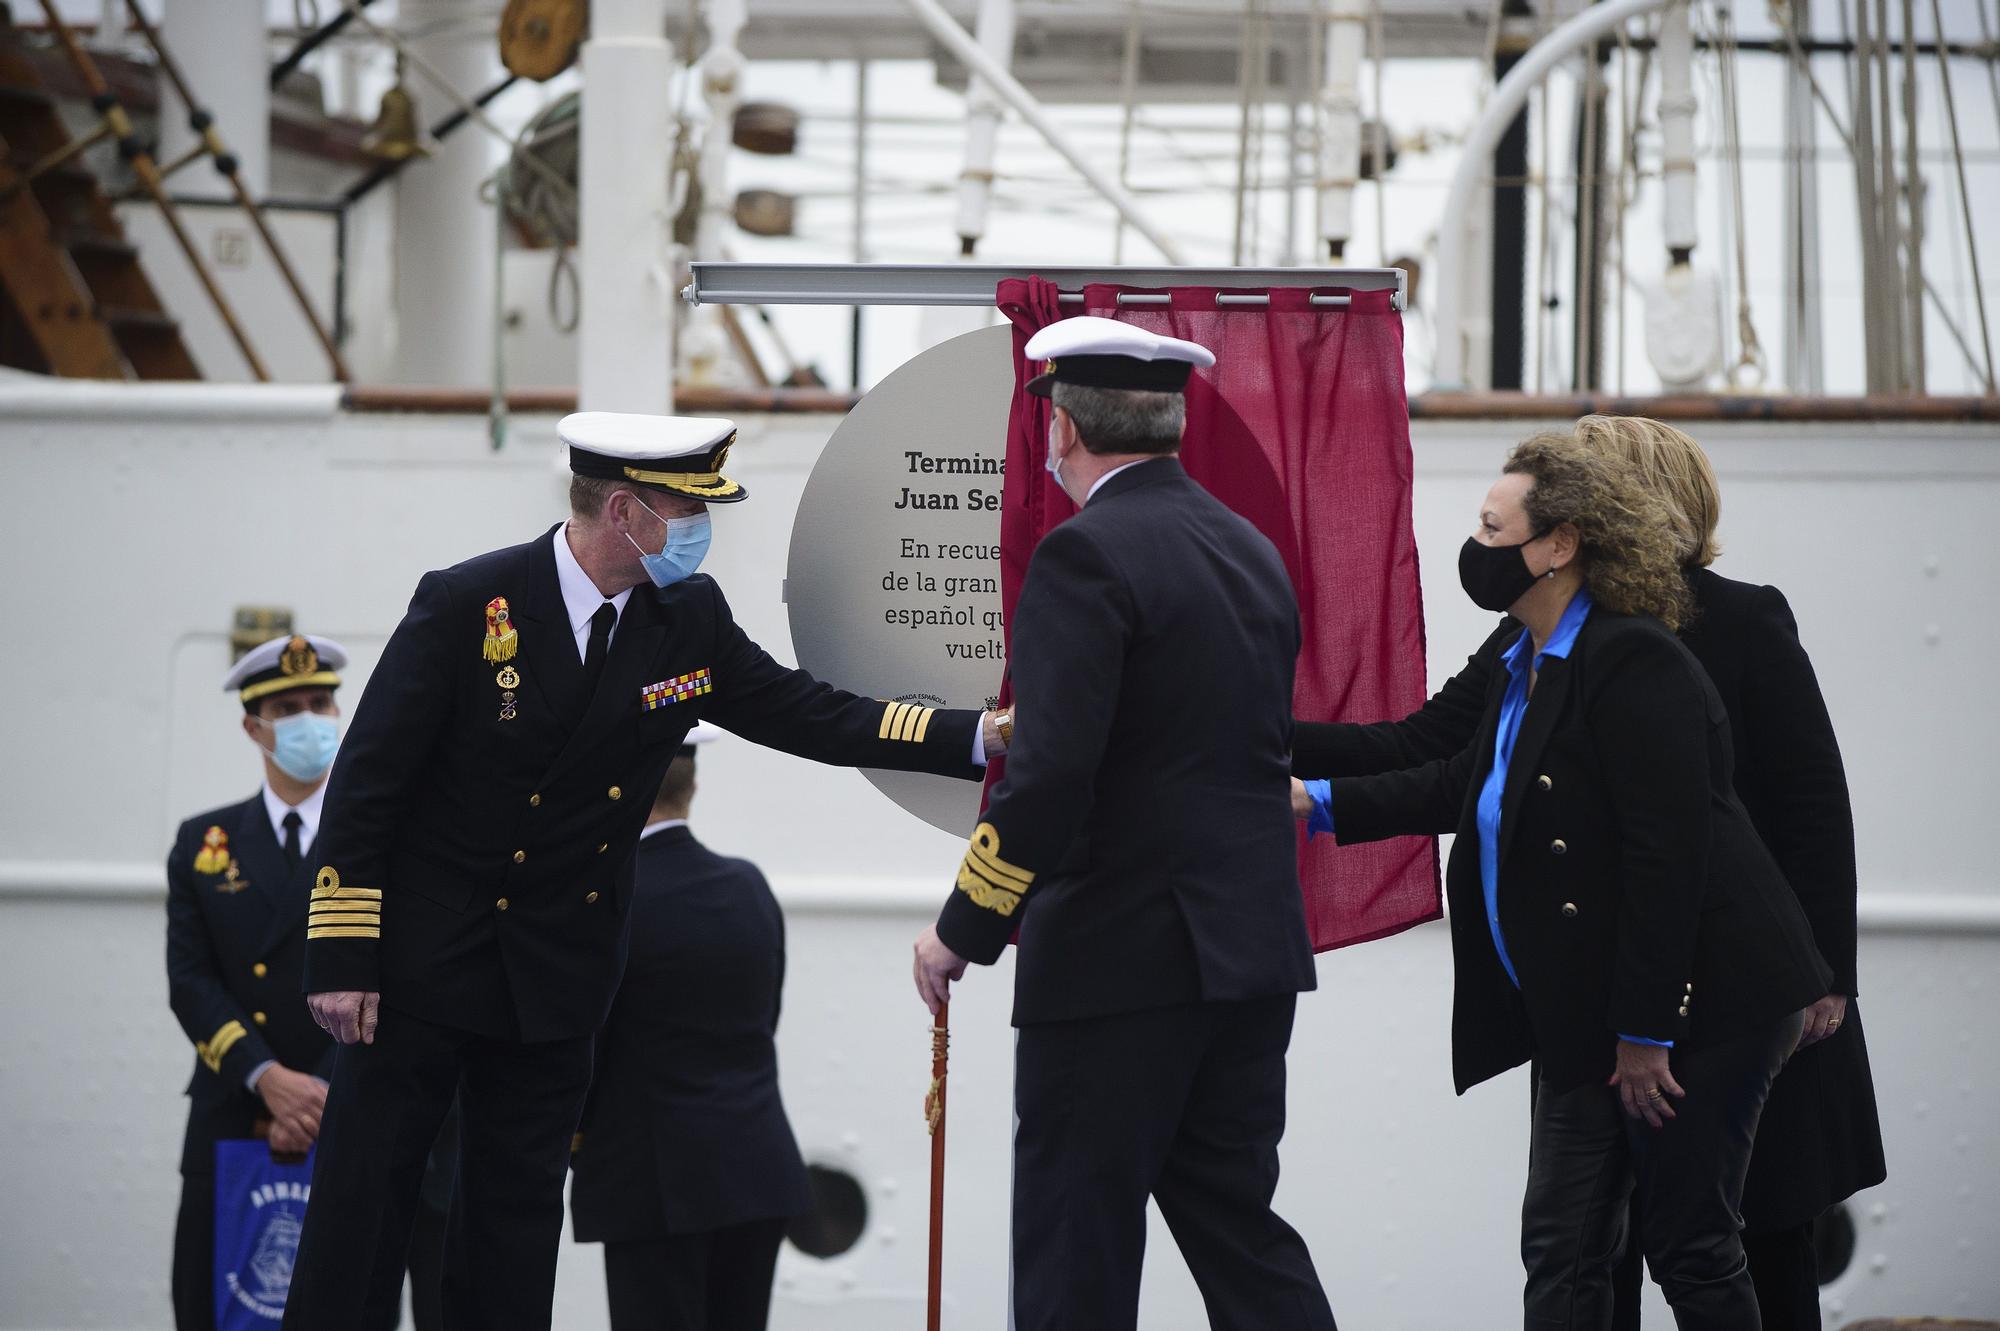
top-left (682, 262), bottom-right (1406, 310)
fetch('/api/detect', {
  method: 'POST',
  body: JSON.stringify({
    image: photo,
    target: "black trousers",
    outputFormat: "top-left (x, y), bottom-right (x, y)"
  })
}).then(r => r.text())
top-left (1011, 994), bottom-right (1335, 1331)
top-left (171, 1172), bottom-right (215, 1331)
top-left (1520, 1011), bottom-right (1802, 1331)
top-left (1611, 1212), bottom-right (1821, 1331)
top-left (601, 1218), bottom-right (789, 1331)
top-left (281, 1006), bottom-right (594, 1331)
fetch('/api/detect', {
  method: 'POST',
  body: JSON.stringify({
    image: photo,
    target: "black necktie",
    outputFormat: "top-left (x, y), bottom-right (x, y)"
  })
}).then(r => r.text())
top-left (282, 810), bottom-right (303, 872)
top-left (583, 602), bottom-right (618, 692)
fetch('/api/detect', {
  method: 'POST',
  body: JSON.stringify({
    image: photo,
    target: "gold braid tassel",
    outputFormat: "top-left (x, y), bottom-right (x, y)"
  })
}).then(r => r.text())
top-left (483, 628), bottom-right (518, 663)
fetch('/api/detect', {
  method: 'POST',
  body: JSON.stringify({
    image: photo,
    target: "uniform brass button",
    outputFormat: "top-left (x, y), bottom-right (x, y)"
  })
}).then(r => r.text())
top-left (252, 1011), bottom-right (268, 1026)
top-left (1560, 902), bottom-right (1578, 918)
top-left (1550, 839), bottom-right (1568, 855)
top-left (496, 897), bottom-right (510, 911)
top-left (529, 793), bottom-right (541, 807)
top-left (1536, 774), bottom-right (1553, 792)
top-left (513, 850), bottom-right (526, 864)
top-left (596, 842), bottom-right (609, 854)
top-left (585, 891), bottom-right (599, 904)
top-left (252, 962), bottom-right (267, 979)
top-left (1678, 1006), bottom-right (1690, 1017)
top-left (1685, 983), bottom-right (1694, 992)
top-left (608, 786), bottom-right (622, 801)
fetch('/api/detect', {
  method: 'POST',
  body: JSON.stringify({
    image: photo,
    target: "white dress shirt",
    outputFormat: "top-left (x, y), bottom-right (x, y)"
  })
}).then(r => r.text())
top-left (259, 779), bottom-right (327, 852)
top-left (553, 524), bottom-right (635, 659)
top-left (639, 818), bottom-right (689, 841)
top-left (247, 779), bottom-right (329, 1093)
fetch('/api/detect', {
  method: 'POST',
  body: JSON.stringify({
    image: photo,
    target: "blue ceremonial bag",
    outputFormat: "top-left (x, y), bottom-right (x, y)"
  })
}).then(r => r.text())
top-left (213, 1140), bottom-right (315, 1327)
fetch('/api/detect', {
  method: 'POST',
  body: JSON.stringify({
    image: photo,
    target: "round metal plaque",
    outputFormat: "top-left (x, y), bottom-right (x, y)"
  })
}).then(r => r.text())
top-left (786, 324), bottom-right (1013, 834)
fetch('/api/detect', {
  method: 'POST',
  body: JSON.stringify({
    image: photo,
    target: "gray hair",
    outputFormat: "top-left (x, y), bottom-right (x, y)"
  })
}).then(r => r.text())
top-left (570, 474), bottom-right (646, 520)
top-left (1051, 382), bottom-right (1186, 455)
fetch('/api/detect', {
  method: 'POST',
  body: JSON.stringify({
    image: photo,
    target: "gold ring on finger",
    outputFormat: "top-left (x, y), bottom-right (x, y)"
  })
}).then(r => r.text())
top-left (1644, 1088), bottom-right (1664, 1100)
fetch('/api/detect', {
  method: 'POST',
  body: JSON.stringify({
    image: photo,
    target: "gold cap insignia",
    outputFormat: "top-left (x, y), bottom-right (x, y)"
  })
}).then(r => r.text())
top-left (278, 635), bottom-right (318, 678)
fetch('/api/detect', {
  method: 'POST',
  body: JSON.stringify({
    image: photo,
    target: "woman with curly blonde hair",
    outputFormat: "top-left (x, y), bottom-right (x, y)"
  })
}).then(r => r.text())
top-left (1296, 433), bottom-right (1830, 1329)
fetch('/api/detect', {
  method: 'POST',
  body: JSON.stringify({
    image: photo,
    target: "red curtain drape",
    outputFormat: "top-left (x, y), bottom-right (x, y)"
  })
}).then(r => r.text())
top-left (989, 277), bottom-right (1439, 952)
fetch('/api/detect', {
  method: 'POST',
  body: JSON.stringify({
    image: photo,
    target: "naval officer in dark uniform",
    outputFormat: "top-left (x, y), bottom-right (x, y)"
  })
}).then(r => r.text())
top-left (285, 413), bottom-right (1006, 1331)
top-left (912, 319), bottom-right (1337, 1331)
top-left (167, 634), bottom-right (345, 1330)
top-left (570, 722), bottom-right (810, 1331)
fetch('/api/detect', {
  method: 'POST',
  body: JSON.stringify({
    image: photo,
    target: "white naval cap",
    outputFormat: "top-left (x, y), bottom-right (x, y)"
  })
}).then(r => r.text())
top-left (559, 411), bottom-right (747, 503)
top-left (223, 634), bottom-right (349, 705)
top-left (1022, 316), bottom-right (1217, 398)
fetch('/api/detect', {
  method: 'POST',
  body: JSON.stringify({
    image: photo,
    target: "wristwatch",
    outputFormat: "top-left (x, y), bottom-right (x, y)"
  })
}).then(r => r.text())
top-left (993, 710), bottom-right (1013, 748)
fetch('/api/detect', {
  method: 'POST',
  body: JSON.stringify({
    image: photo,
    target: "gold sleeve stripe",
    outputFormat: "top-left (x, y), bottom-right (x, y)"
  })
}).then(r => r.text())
top-left (311, 885), bottom-right (382, 900)
top-left (876, 700), bottom-right (939, 743)
top-left (966, 822), bottom-right (1033, 885)
top-left (952, 821), bottom-right (1035, 915)
top-left (309, 898), bottom-right (380, 913)
top-left (308, 925), bottom-right (382, 940)
top-left (196, 1020), bottom-right (249, 1073)
top-left (967, 844), bottom-right (1032, 888)
top-left (306, 911), bottom-right (381, 927)
top-left (958, 859), bottom-right (1023, 898)
top-left (954, 862), bottom-right (1023, 916)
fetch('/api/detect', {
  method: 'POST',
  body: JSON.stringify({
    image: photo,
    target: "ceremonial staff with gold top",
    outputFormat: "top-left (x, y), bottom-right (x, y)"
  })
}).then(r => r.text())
top-left (926, 998), bottom-right (949, 1331)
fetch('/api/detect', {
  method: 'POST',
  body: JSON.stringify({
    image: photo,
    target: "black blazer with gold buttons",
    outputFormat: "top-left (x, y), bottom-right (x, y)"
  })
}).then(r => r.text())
top-left (305, 525), bottom-right (986, 1042)
top-left (1326, 609), bottom-right (1831, 1093)
top-left (166, 793), bottom-right (334, 1174)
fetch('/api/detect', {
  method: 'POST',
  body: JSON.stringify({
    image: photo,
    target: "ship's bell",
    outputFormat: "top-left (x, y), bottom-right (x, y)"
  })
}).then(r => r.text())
top-left (362, 78), bottom-right (430, 162)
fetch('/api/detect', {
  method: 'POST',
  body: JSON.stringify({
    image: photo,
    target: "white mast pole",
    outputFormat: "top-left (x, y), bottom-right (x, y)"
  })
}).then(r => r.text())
top-left (954, 0), bottom-right (1017, 256)
top-left (695, 0), bottom-right (748, 262)
top-left (1658, 0), bottom-right (1698, 261)
top-left (579, 0), bottom-right (678, 412)
top-left (1316, 0), bottom-right (1367, 260)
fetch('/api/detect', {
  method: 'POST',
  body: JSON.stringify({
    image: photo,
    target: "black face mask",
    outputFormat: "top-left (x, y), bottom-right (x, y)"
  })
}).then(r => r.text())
top-left (1458, 533), bottom-right (1545, 612)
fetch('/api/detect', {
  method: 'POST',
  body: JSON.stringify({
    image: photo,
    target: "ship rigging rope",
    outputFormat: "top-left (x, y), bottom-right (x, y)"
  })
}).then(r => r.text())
top-left (1927, 0), bottom-right (1997, 390)
top-left (1766, 0), bottom-right (1993, 389)
top-left (1712, 0), bottom-right (1765, 387)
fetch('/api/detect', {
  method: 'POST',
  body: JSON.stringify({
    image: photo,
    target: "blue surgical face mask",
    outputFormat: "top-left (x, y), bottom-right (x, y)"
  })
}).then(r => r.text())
top-left (260, 712), bottom-right (340, 783)
top-left (626, 497), bottom-right (713, 589)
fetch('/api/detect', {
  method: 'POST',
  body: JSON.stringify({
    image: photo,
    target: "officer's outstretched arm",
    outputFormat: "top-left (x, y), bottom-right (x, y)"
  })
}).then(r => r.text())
top-left (698, 578), bottom-right (986, 781)
top-left (934, 523), bottom-right (1127, 965)
top-left (304, 571), bottom-right (458, 998)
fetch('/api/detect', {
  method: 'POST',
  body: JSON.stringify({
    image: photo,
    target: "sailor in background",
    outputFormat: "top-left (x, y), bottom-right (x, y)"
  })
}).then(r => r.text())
top-left (287, 413), bottom-right (1007, 1331)
top-left (912, 319), bottom-right (1336, 1330)
top-left (167, 635), bottom-right (344, 1331)
top-left (570, 722), bottom-right (810, 1331)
